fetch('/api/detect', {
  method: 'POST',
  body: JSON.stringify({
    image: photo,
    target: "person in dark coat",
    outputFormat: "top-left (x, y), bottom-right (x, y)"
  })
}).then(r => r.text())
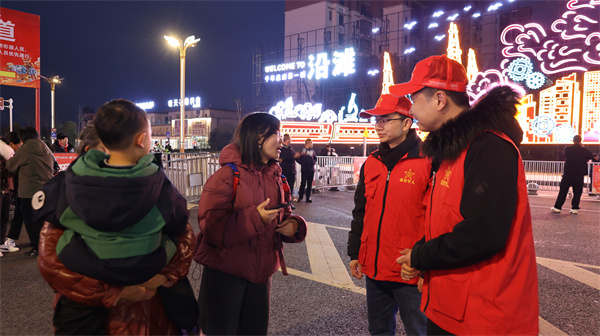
top-left (295, 138), bottom-right (317, 202)
top-left (52, 133), bottom-right (74, 153)
top-left (279, 134), bottom-right (300, 205)
top-left (551, 135), bottom-right (594, 214)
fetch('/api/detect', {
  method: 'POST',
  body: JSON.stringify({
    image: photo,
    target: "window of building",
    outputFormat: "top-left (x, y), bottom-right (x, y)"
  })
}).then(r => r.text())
top-left (329, 11), bottom-right (332, 21)
top-left (339, 33), bottom-right (345, 44)
top-left (339, 14), bottom-right (344, 25)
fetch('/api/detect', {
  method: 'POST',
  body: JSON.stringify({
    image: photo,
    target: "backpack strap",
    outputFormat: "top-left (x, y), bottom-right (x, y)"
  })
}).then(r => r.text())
top-left (281, 173), bottom-right (290, 194)
top-left (224, 163), bottom-right (240, 200)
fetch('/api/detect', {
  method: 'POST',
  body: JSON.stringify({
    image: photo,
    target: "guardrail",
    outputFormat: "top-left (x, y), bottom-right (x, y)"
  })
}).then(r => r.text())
top-left (162, 153), bottom-right (599, 202)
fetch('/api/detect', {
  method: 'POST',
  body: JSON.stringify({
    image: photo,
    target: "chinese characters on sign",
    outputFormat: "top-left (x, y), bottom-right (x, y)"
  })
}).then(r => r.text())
top-left (0, 7), bottom-right (40, 88)
top-left (168, 96), bottom-right (201, 108)
top-left (264, 47), bottom-right (356, 82)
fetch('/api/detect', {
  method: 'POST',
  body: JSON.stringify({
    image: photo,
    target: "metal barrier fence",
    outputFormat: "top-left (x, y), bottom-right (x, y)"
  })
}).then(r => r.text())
top-left (161, 153), bottom-right (599, 201)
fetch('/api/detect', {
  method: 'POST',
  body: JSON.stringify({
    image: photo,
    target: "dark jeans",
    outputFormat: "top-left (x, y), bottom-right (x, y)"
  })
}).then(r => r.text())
top-left (366, 276), bottom-right (427, 336)
top-left (298, 171), bottom-right (314, 201)
top-left (1, 191), bottom-right (10, 242)
top-left (427, 319), bottom-right (454, 336)
top-left (198, 266), bottom-right (270, 335)
top-left (285, 173), bottom-right (296, 197)
top-left (553, 175), bottom-right (584, 210)
top-left (7, 196), bottom-right (23, 242)
top-left (20, 197), bottom-right (42, 249)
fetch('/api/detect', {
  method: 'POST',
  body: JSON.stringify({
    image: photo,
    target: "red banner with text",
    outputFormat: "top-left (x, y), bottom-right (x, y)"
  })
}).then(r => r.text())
top-left (0, 7), bottom-right (40, 88)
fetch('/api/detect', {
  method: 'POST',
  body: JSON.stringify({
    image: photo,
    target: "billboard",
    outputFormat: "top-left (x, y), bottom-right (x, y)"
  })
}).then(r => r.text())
top-left (0, 7), bottom-right (40, 88)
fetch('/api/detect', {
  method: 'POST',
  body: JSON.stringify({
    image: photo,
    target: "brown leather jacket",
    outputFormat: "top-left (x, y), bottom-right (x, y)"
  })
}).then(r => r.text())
top-left (38, 222), bottom-right (195, 335)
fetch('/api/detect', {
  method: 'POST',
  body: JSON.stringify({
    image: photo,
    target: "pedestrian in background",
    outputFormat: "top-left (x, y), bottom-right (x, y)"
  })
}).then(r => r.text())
top-left (51, 133), bottom-right (74, 153)
top-left (2, 132), bottom-right (23, 255)
top-left (296, 138), bottom-right (317, 203)
top-left (347, 95), bottom-right (430, 336)
top-left (393, 55), bottom-right (539, 335)
top-left (280, 133), bottom-right (300, 206)
top-left (194, 112), bottom-right (307, 335)
top-left (319, 143), bottom-right (337, 156)
top-left (551, 135), bottom-right (594, 214)
top-left (0, 134), bottom-right (17, 256)
top-left (6, 127), bottom-right (55, 257)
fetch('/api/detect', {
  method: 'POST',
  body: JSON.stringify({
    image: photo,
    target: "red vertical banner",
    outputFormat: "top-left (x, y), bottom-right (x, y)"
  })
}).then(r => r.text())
top-left (592, 164), bottom-right (600, 195)
top-left (352, 157), bottom-right (368, 184)
top-left (0, 7), bottom-right (40, 88)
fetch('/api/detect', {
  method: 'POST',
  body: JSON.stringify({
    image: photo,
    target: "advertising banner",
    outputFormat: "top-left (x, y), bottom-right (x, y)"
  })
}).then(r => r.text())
top-left (0, 7), bottom-right (40, 88)
top-left (591, 164), bottom-right (600, 195)
top-left (352, 157), bottom-right (368, 184)
top-left (55, 153), bottom-right (77, 171)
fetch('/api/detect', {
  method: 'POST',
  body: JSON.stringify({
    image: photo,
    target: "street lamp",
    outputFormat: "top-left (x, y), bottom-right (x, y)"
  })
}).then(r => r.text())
top-left (164, 35), bottom-right (200, 153)
top-left (41, 75), bottom-right (64, 130)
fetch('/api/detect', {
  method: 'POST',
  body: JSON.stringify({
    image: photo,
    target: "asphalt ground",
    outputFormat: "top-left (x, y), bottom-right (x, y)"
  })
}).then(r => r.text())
top-left (1, 188), bottom-right (598, 335)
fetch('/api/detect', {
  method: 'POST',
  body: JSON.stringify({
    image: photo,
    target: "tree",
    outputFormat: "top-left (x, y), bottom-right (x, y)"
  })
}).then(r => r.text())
top-left (208, 122), bottom-right (235, 152)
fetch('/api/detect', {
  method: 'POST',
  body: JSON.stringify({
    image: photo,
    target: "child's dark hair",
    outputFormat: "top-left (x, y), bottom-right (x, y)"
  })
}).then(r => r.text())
top-left (78, 123), bottom-right (102, 155)
top-left (17, 127), bottom-right (39, 142)
top-left (2, 131), bottom-right (20, 145)
top-left (234, 112), bottom-right (280, 166)
top-left (94, 99), bottom-right (148, 151)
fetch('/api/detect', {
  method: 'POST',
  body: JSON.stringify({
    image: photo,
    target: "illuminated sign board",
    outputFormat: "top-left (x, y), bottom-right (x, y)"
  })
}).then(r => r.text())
top-left (136, 101), bottom-right (154, 110)
top-left (269, 93), bottom-right (369, 124)
top-left (281, 121), bottom-right (379, 144)
top-left (264, 47), bottom-right (356, 82)
top-left (168, 96), bottom-right (201, 108)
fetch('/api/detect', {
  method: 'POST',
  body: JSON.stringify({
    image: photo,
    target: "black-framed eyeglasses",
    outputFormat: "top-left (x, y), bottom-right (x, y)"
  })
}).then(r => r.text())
top-left (371, 117), bottom-right (405, 126)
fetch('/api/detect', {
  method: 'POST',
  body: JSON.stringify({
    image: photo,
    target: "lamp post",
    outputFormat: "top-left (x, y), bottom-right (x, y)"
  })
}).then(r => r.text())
top-left (41, 75), bottom-right (63, 131)
top-left (164, 35), bottom-right (200, 153)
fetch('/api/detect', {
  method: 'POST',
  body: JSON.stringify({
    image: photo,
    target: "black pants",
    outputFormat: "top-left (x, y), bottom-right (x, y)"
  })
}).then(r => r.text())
top-left (553, 175), bottom-right (584, 210)
top-left (0, 191), bottom-right (10, 242)
top-left (198, 266), bottom-right (270, 335)
top-left (285, 173), bottom-right (296, 197)
top-left (6, 195), bottom-right (23, 241)
top-left (298, 171), bottom-right (314, 201)
top-left (427, 319), bottom-right (454, 335)
top-left (20, 197), bottom-right (42, 249)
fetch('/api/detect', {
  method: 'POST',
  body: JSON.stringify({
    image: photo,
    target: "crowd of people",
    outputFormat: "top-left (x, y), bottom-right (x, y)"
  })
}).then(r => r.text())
top-left (0, 54), bottom-right (598, 336)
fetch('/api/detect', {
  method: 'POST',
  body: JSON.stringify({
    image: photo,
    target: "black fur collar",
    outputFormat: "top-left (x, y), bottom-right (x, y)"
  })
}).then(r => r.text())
top-left (422, 86), bottom-right (524, 164)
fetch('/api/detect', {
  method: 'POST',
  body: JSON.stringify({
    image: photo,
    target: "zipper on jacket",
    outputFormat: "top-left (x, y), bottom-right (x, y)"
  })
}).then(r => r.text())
top-left (423, 170), bottom-right (436, 313)
top-left (373, 170), bottom-right (392, 279)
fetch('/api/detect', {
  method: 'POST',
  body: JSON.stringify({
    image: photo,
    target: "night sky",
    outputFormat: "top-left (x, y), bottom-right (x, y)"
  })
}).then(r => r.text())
top-left (0, 1), bottom-right (285, 130)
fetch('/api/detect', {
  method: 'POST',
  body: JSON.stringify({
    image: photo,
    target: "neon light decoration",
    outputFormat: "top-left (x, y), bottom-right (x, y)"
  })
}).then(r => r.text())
top-left (268, 94), bottom-right (368, 124)
top-left (280, 121), bottom-right (379, 144)
top-left (136, 101), bottom-right (154, 110)
top-left (507, 57), bottom-right (533, 81)
top-left (525, 72), bottom-right (545, 90)
top-left (466, 49), bottom-right (479, 82)
top-left (500, 1), bottom-right (600, 76)
top-left (264, 47), bottom-right (357, 82)
top-left (381, 52), bottom-right (394, 95)
top-left (447, 22), bottom-right (462, 64)
top-left (531, 115), bottom-right (555, 137)
top-left (582, 70), bottom-right (600, 141)
top-left (168, 96), bottom-right (201, 108)
top-left (553, 124), bottom-right (577, 143)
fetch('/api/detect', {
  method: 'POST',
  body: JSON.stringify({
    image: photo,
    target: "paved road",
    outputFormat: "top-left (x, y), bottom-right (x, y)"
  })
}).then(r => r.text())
top-left (1, 189), bottom-right (599, 335)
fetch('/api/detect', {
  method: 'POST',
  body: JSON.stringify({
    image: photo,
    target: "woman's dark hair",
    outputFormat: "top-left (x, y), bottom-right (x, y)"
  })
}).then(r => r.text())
top-left (17, 127), bottom-right (38, 142)
top-left (2, 131), bottom-right (20, 145)
top-left (94, 98), bottom-right (148, 151)
top-left (234, 112), bottom-right (280, 166)
top-left (77, 123), bottom-right (102, 155)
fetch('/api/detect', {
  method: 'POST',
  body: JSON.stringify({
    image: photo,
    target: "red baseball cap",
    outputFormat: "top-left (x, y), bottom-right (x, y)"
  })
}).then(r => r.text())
top-left (359, 95), bottom-right (412, 118)
top-left (389, 55), bottom-right (468, 97)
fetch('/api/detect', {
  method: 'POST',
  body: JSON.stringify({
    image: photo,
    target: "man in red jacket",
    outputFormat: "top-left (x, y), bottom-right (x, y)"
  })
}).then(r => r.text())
top-left (394, 55), bottom-right (539, 335)
top-left (347, 95), bottom-right (430, 335)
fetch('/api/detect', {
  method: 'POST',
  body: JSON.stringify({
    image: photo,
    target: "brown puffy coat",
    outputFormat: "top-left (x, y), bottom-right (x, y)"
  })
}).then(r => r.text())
top-left (38, 222), bottom-right (195, 335)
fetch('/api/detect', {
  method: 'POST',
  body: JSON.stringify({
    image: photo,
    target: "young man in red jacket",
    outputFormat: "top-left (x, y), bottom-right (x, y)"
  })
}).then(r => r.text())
top-left (347, 95), bottom-right (430, 335)
top-left (394, 55), bottom-right (539, 335)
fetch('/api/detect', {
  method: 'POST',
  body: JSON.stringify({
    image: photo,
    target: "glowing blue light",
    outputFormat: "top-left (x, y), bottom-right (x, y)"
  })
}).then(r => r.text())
top-left (463, 5), bottom-right (472, 11)
top-left (507, 57), bottom-right (533, 81)
top-left (525, 72), bottom-right (545, 90)
top-left (432, 11), bottom-right (444, 18)
top-left (372, 27), bottom-right (380, 33)
top-left (428, 23), bottom-right (439, 29)
top-left (404, 21), bottom-right (417, 30)
top-left (404, 47), bottom-right (416, 54)
top-left (531, 115), bottom-right (555, 138)
top-left (472, 12), bottom-right (481, 18)
top-left (367, 69), bottom-right (380, 76)
top-left (447, 13), bottom-right (459, 21)
top-left (435, 34), bottom-right (446, 41)
top-left (488, 3), bottom-right (503, 11)
top-left (553, 125), bottom-right (576, 143)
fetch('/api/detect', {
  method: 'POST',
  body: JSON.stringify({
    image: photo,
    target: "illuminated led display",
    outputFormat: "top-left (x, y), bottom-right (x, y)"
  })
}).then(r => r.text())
top-left (381, 52), bottom-right (394, 95)
top-left (264, 47), bottom-right (357, 82)
top-left (507, 57), bottom-right (533, 81)
top-left (466, 48), bottom-right (479, 82)
top-left (428, 23), bottom-right (439, 29)
top-left (582, 70), bottom-right (600, 142)
top-left (136, 101), bottom-right (154, 110)
top-left (531, 115), bottom-right (555, 138)
top-left (280, 122), bottom-right (379, 144)
top-left (168, 96), bottom-right (201, 108)
top-left (447, 14), bottom-right (459, 21)
top-left (538, 72), bottom-right (581, 142)
top-left (432, 11), bottom-right (444, 18)
top-left (269, 94), bottom-right (368, 124)
top-left (525, 72), bottom-right (545, 90)
top-left (447, 22), bottom-right (462, 64)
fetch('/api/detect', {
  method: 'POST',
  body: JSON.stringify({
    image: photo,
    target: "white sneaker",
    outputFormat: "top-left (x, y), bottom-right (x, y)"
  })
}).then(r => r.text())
top-left (570, 209), bottom-right (579, 214)
top-left (550, 207), bottom-right (561, 213)
top-left (0, 244), bottom-right (18, 253)
top-left (0, 251), bottom-right (3, 257)
top-left (1, 238), bottom-right (19, 252)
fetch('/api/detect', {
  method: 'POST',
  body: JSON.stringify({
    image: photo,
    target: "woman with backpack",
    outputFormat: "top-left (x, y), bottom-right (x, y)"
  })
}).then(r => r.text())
top-left (193, 112), bottom-right (307, 335)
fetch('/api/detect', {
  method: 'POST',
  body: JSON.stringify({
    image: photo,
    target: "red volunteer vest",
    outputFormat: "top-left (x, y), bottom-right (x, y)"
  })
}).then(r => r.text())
top-left (359, 154), bottom-right (430, 283)
top-left (421, 132), bottom-right (539, 335)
